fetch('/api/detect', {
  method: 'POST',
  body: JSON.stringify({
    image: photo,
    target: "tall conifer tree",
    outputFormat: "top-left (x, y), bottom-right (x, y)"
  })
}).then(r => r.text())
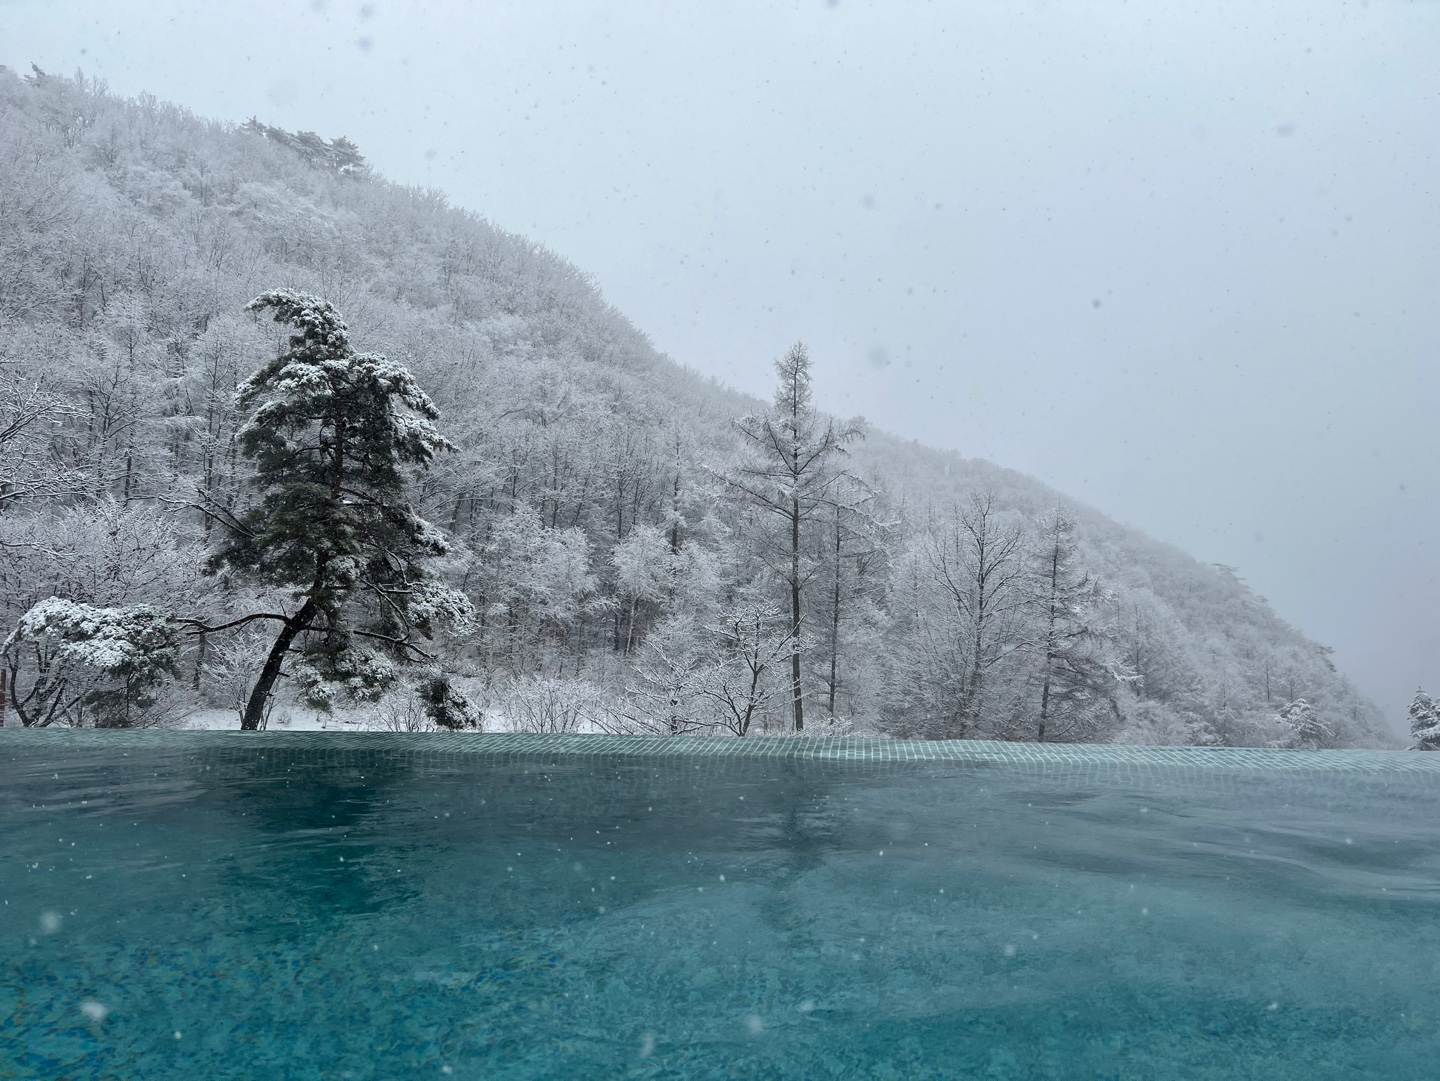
top-left (203, 291), bottom-right (466, 729)
top-left (1028, 509), bottom-right (1111, 741)
top-left (723, 344), bottom-right (863, 731)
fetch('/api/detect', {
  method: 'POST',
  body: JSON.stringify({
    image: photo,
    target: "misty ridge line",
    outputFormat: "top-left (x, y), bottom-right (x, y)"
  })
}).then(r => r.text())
top-left (0, 67), bottom-right (1390, 747)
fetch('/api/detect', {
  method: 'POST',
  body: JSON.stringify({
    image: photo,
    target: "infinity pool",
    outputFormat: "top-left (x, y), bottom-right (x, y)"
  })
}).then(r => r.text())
top-left (3, 732), bottom-right (1438, 1079)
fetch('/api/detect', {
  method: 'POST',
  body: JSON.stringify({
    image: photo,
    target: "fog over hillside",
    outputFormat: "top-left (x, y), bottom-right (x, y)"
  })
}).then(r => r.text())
top-left (0, 70), bottom-right (1388, 746)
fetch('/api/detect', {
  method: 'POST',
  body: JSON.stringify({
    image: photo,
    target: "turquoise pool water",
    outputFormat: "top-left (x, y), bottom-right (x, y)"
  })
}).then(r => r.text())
top-left (3, 732), bottom-right (1439, 1079)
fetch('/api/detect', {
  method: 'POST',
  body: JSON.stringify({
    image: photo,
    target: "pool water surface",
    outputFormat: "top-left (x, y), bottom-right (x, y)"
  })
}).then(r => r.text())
top-left (2, 732), bottom-right (1438, 1079)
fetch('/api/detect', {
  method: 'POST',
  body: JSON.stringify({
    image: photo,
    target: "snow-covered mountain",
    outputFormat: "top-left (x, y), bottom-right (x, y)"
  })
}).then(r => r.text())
top-left (0, 68), bottom-right (1389, 745)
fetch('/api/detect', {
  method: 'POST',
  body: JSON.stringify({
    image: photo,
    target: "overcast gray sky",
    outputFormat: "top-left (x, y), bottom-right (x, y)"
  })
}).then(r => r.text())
top-left (3, 0), bottom-right (1437, 726)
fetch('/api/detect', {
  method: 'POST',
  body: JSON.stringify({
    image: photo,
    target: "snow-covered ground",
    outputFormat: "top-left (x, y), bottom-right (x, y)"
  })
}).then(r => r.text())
top-left (170, 707), bottom-right (871, 737)
top-left (176, 708), bottom-right (419, 733)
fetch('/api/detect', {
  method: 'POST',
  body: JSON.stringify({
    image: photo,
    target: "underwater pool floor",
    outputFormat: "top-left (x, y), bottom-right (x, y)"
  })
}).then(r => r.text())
top-left (3, 732), bottom-right (1439, 1079)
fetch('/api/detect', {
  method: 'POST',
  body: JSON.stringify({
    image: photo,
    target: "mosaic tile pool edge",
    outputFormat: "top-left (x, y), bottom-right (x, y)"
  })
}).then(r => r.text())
top-left (0, 728), bottom-right (1433, 773)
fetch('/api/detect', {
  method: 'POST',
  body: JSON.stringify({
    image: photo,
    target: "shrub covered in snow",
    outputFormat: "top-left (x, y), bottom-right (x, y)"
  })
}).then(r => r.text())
top-left (3, 596), bottom-right (181, 727)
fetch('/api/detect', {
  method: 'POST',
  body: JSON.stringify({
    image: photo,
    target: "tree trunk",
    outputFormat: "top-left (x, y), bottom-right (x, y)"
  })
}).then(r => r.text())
top-left (828, 504), bottom-right (842, 717)
top-left (625, 596), bottom-right (638, 655)
top-left (965, 617), bottom-right (984, 734)
top-left (240, 596), bottom-right (317, 730)
top-left (1039, 543), bottom-right (1060, 742)
top-left (193, 629), bottom-right (207, 692)
top-left (790, 496), bottom-right (804, 732)
top-left (741, 662), bottom-right (761, 737)
top-left (670, 466), bottom-right (681, 551)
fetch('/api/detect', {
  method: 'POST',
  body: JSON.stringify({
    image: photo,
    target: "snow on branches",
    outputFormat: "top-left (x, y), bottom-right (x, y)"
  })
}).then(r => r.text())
top-left (2, 596), bottom-right (180, 727)
top-left (239, 118), bottom-right (366, 175)
top-left (1409, 689), bottom-right (1440, 750)
top-left (212, 290), bottom-right (464, 729)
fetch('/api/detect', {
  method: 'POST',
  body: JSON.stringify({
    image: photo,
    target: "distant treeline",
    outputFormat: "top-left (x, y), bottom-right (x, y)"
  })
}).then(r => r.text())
top-left (239, 117), bottom-right (366, 175)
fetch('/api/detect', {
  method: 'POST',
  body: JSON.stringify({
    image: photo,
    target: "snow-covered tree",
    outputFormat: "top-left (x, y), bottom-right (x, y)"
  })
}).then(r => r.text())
top-left (474, 503), bottom-right (601, 672)
top-left (201, 291), bottom-right (469, 729)
top-left (1026, 509), bottom-right (1114, 741)
top-left (700, 591), bottom-right (792, 736)
top-left (240, 118), bottom-right (367, 175)
top-left (1275, 697), bottom-right (1330, 749)
top-left (2, 597), bottom-right (180, 727)
top-left (721, 343), bottom-right (864, 731)
top-left (0, 352), bottom-right (78, 510)
top-left (815, 474), bottom-right (886, 721)
top-left (927, 492), bottom-right (1028, 735)
top-left (1409, 689), bottom-right (1440, 750)
top-left (611, 524), bottom-right (673, 653)
top-left (626, 615), bottom-right (708, 735)
top-left (416, 670), bottom-right (481, 730)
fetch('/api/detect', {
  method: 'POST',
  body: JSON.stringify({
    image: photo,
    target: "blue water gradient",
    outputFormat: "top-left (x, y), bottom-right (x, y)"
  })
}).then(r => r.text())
top-left (2, 739), bottom-right (1438, 1078)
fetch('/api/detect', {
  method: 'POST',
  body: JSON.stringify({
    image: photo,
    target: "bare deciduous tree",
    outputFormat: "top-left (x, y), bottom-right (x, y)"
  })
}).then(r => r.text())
top-left (928, 492), bottom-right (1027, 735)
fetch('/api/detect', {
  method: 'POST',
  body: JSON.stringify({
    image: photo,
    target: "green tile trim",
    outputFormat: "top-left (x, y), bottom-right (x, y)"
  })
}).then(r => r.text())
top-left (0, 728), bottom-right (1432, 772)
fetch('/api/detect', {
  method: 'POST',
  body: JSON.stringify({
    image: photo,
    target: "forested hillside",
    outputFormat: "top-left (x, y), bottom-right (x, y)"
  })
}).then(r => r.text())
top-left (0, 69), bottom-right (1389, 745)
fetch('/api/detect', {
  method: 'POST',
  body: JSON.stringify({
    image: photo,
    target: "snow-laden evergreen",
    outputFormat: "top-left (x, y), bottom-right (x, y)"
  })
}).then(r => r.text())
top-left (1409, 690), bottom-right (1440, 750)
top-left (203, 289), bottom-right (470, 729)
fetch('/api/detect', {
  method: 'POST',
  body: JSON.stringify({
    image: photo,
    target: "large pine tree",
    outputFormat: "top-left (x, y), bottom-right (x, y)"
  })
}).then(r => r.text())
top-left (203, 291), bottom-right (467, 730)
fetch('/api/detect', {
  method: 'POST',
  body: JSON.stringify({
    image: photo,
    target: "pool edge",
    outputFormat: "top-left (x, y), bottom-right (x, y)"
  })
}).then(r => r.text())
top-left (0, 728), bottom-right (1431, 772)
